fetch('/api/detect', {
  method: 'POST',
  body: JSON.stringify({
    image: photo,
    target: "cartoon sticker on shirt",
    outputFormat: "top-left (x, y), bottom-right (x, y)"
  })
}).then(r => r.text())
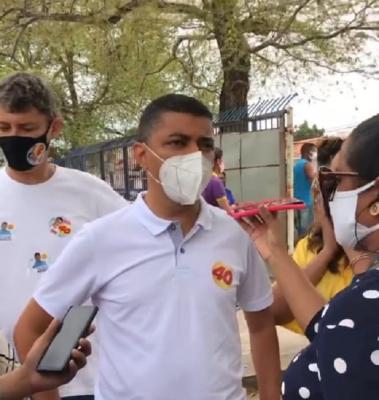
top-left (212, 262), bottom-right (233, 289)
top-left (49, 217), bottom-right (72, 237)
top-left (27, 143), bottom-right (47, 166)
top-left (31, 252), bottom-right (49, 273)
top-left (0, 221), bottom-right (15, 241)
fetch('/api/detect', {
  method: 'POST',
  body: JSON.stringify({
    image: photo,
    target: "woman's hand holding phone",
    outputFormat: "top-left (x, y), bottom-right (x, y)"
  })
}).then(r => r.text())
top-left (239, 206), bottom-right (287, 262)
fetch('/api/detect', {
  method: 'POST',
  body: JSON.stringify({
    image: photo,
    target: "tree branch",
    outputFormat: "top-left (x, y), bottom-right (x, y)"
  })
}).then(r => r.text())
top-left (138, 33), bottom-right (214, 94)
top-left (248, 1), bottom-right (375, 53)
top-left (11, 17), bottom-right (38, 58)
top-left (156, 1), bottom-right (207, 20)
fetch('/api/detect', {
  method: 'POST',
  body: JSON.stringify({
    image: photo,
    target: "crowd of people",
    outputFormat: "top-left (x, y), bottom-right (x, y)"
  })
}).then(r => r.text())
top-left (0, 71), bottom-right (378, 400)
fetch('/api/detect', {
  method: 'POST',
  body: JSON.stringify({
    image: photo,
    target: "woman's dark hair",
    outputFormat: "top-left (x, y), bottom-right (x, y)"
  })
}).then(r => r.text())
top-left (317, 137), bottom-right (344, 167)
top-left (306, 137), bottom-right (348, 273)
top-left (346, 114), bottom-right (379, 181)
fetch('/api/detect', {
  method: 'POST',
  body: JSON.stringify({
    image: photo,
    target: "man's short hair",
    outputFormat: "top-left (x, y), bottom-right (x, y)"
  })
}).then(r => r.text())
top-left (137, 94), bottom-right (213, 142)
top-left (300, 142), bottom-right (317, 159)
top-left (0, 72), bottom-right (59, 119)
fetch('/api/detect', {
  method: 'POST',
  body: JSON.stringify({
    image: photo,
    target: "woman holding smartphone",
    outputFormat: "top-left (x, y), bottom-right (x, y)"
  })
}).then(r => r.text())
top-left (0, 319), bottom-right (91, 399)
top-left (243, 114), bottom-right (379, 399)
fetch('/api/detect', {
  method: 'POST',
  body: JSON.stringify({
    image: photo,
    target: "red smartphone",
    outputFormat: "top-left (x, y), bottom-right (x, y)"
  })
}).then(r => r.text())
top-left (230, 197), bottom-right (306, 219)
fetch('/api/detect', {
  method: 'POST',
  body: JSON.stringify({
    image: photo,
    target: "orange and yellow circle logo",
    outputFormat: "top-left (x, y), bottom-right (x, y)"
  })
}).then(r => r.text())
top-left (212, 262), bottom-right (233, 289)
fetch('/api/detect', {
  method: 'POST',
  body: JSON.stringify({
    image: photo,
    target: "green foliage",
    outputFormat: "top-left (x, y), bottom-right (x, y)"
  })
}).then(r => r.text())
top-left (295, 120), bottom-right (325, 141)
top-left (0, 0), bottom-right (377, 151)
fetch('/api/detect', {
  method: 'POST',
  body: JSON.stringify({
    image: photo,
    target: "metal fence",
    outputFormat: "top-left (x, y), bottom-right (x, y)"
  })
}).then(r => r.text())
top-left (57, 135), bottom-right (146, 200)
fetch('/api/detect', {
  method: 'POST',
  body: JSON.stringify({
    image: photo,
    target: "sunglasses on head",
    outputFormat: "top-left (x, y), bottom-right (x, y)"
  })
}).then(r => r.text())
top-left (317, 166), bottom-right (359, 216)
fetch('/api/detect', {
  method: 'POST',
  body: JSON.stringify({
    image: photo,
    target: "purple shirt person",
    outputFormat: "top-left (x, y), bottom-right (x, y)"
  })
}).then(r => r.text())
top-left (202, 147), bottom-right (230, 211)
top-left (202, 174), bottom-right (227, 207)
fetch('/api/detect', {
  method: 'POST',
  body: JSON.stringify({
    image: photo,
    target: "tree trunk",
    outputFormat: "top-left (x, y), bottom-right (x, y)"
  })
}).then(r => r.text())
top-left (210, 0), bottom-right (251, 115)
top-left (219, 57), bottom-right (250, 113)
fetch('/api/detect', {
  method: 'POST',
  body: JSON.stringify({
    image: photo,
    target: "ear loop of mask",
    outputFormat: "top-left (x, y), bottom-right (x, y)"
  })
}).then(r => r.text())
top-left (142, 143), bottom-right (164, 184)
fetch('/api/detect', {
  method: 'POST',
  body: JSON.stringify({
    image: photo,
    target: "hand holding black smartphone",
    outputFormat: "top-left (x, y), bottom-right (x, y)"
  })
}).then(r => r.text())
top-left (37, 305), bottom-right (98, 373)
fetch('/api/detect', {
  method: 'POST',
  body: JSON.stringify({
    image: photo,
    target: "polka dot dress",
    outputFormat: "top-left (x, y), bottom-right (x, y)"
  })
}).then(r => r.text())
top-left (282, 266), bottom-right (379, 399)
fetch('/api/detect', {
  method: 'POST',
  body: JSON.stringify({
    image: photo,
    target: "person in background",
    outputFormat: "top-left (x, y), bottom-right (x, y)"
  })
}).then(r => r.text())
top-left (294, 142), bottom-right (317, 238)
top-left (202, 147), bottom-right (231, 211)
top-left (0, 319), bottom-right (92, 399)
top-left (220, 171), bottom-right (236, 206)
top-left (0, 72), bottom-right (127, 400)
top-left (274, 137), bottom-right (352, 334)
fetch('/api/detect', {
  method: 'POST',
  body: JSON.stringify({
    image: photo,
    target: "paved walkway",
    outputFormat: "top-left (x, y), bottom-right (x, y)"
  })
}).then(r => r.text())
top-left (237, 311), bottom-right (309, 399)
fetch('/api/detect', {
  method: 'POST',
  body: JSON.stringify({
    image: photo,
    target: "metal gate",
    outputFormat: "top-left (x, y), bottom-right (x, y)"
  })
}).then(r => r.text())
top-left (57, 135), bottom-right (147, 200)
top-left (214, 94), bottom-right (297, 251)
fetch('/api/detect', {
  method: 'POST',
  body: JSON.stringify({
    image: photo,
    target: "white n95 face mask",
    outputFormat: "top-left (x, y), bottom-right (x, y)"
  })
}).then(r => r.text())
top-left (329, 180), bottom-right (379, 249)
top-left (145, 146), bottom-right (213, 205)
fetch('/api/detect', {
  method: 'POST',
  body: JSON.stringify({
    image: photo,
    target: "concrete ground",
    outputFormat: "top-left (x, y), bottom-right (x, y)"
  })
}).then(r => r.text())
top-left (237, 311), bottom-right (309, 399)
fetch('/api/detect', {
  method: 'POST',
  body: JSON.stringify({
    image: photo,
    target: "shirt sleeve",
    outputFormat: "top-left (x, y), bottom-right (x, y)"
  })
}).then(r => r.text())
top-left (304, 307), bottom-right (323, 341)
top-left (237, 239), bottom-right (273, 312)
top-left (292, 237), bottom-right (313, 269)
top-left (211, 177), bottom-right (227, 202)
top-left (93, 177), bottom-right (128, 218)
top-left (33, 227), bottom-right (102, 319)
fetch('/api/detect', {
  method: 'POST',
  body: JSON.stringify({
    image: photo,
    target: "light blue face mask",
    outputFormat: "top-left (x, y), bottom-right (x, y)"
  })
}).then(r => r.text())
top-left (329, 180), bottom-right (379, 249)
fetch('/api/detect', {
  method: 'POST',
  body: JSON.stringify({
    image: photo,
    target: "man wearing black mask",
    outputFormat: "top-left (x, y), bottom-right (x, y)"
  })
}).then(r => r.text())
top-left (0, 72), bottom-right (126, 400)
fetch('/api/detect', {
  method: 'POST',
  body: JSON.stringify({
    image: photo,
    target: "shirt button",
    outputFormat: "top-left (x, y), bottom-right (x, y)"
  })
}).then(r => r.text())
top-left (180, 248), bottom-right (185, 254)
top-left (169, 223), bottom-right (176, 231)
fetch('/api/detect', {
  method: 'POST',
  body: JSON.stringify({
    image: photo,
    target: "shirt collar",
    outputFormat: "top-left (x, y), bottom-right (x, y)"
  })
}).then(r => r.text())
top-left (133, 192), bottom-right (213, 236)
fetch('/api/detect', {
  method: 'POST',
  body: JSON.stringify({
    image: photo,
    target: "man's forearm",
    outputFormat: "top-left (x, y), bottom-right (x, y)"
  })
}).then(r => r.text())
top-left (246, 309), bottom-right (281, 400)
top-left (250, 326), bottom-right (281, 400)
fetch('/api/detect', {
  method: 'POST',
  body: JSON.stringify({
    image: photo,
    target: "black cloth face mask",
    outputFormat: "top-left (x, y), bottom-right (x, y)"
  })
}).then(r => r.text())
top-left (0, 129), bottom-right (50, 171)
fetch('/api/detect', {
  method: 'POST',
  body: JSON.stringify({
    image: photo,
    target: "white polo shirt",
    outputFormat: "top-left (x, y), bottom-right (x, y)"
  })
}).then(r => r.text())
top-left (34, 194), bottom-right (273, 400)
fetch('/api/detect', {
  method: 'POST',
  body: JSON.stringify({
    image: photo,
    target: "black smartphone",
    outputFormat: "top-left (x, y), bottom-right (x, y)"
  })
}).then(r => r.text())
top-left (37, 305), bottom-right (98, 372)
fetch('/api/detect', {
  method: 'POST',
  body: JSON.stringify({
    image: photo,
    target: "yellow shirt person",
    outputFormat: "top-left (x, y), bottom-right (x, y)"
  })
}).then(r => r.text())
top-left (283, 236), bottom-right (353, 334)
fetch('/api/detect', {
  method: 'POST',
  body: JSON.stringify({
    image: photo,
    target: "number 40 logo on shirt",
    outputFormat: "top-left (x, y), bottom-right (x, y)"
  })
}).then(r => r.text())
top-left (212, 262), bottom-right (234, 289)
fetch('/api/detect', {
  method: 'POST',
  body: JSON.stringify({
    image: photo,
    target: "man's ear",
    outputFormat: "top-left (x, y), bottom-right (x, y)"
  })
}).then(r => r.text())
top-left (48, 117), bottom-right (64, 140)
top-left (133, 142), bottom-right (148, 170)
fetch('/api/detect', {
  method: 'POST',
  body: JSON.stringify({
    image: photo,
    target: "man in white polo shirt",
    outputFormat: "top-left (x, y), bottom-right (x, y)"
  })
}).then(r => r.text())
top-left (15, 94), bottom-right (281, 400)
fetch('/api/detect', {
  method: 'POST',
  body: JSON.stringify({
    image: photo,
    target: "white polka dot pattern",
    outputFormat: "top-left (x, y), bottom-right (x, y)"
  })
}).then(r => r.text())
top-left (308, 363), bottom-right (318, 373)
top-left (370, 350), bottom-right (379, 366)
top-left (299, 386), bottom-right (310, 399)
top-left (293, 352), bottom-right (301, 363)
top-left (338, 319), bottom-right (355, 328)
top-left (321, 304), bottom-right (329, 318)
top-left (363, 290), bottom-right (379, 299)
top-left (334, 358), bottom-right (347, 374)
